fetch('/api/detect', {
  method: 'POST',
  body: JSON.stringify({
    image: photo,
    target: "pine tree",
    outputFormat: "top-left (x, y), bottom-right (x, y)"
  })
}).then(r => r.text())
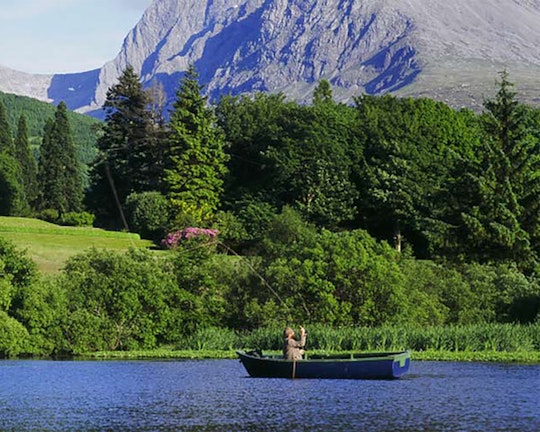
top-left (14, 115), bottom-right (38, 207)
top-left (88, 65), bottom-right (157, 226)
top-left (0, 101), bottom-right (13, 155)
top-left (164, 64), bottom-right (228, 226)
top-left (440, 71), bottom-right (540, 269)
top-left (37, 102), bottom-right (84, 215)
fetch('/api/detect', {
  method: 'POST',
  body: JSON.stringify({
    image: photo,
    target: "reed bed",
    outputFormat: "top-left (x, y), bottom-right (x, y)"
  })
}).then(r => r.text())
top-left (171, 323), bottom-right (540, 354)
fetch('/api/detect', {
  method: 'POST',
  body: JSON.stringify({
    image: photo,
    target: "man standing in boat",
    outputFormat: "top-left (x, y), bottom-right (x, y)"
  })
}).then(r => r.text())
top-left (283, 326), bottom-right (307, 360)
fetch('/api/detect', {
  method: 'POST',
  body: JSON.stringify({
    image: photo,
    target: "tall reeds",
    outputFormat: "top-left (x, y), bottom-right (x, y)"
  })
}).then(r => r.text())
top-left (176, 323), bottom-right (540, 353)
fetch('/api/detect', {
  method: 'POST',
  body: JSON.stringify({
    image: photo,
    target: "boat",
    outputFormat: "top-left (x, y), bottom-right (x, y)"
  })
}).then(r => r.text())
top-left (236, 349), bottom-right (411, 380)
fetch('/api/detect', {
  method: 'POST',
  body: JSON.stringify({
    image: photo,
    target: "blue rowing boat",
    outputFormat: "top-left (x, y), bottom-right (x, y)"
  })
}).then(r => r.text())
top-left (237, 350), bottom-right (411, 379)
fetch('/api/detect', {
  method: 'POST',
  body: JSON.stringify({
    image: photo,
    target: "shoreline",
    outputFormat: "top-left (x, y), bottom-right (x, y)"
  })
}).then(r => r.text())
top-left (75, 349), bottom-right (540, 364)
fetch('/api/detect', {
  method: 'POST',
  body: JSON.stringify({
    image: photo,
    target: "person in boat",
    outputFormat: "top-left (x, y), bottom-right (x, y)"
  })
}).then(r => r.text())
top-left (282, 325), bottom-right (307, 360)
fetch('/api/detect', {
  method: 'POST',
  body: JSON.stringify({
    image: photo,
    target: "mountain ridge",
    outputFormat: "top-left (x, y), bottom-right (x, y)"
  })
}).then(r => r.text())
top-left (1, 0), bottom-right (539, 116)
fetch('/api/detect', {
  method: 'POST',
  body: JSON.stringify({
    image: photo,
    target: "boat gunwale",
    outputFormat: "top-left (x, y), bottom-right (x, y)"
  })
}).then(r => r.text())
top-left (237, 350), bottom-right (410, 364)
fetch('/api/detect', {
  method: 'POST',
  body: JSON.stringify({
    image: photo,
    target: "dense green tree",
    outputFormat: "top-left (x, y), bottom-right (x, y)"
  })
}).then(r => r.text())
top-left (88, 65), bottom-right (157, 227)
top-left (125, 191), bottom-right (170, 242)
top-left (164, 64), bottom-right (228, 226)
top-left (0, 101), bottom-right (25, 215)
top-left (434, 72), bottom-right (540, 269)
top-left (313, 79), bottom-right (333, 105)
top-left (229, 207), bottom-right (405, 327)
top-left (14, 115), bottom-right (38, 207)
top-left (60, 248), bottom-right (204, 352)
top-left (216, 93), bottom-right (292, 203)
top-left (354, 95), bottom-right (479, 256)
top-left (37, 102), bottom-right (84, 215)
top-left (217, 94), bottom-right (358, 228)
top-left (266, 103), bottom-right (359, 227)
top-left (0, 101), bottom-right (14, 154)
top-left (0, 153), bottom-right (25, 215)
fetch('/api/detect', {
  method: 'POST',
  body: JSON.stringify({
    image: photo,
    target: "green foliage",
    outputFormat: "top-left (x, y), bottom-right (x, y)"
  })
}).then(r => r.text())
top-left (37, 103), bottom-right (84, 214)
top-left (0, 311), bottom-right (30, 358)
top-left (0, 153), bottom-right (26, 216)
top-left (11, 276), bottom-right (69, 355)
top-left (0, 236), bottom-right (38, 288)
top-left (0, 101), bottom-right (14, 154)
top-left (313, 79), bottom-right (334, 105)
top-left (238, 323), bottom-right (540, 354)
top-left (233, 207), bottom-right (406, 326)
top-left (354, 95), bottom-right (480, 255)
top-left (125, 191), bottom-right (170, 241)
top-left (164, 64), bottom-right (228, 225)
top-left (14, 114), bottom-right (38, 208)
top-left (88, 65), bottom-right (158, 227)
top-left (434, 72), bottom-right (540, 270)
top-left (59, 211), bottom-right (95, 227)
top-left (0, 90), bottom-right (99, 165)
top-left (60, 248), bottom-right (200, 353)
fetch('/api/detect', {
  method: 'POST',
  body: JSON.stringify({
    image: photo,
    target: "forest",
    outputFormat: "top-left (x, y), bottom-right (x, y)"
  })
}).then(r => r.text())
top-left (0, 66), bottom-right (539, 357)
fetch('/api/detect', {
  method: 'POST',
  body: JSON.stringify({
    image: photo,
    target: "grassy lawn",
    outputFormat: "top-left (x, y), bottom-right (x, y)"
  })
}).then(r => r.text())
top-left (0, 216), bottom-right (155, 273)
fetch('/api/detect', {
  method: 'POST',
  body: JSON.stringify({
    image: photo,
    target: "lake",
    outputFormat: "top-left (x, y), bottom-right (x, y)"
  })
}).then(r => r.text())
top-left (0, 359), bottom-right (538, 431)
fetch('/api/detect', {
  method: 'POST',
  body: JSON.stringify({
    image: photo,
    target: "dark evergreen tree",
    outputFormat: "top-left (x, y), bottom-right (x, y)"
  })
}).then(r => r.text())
top-left (437, 71), bottom-right (540, 269)
top-left (88, 65), bottom-right (156, 227)
top-left (0, 101), bottom-right (13, 155)
top-left (164, 64), bottom-right (228, 226)
top-left (14, 115), bottom-right (38, 207)
top-left (0, 102), bottom-right (26, 215)
top-left (37, 102), bottom-right (84, 215)
top-left (0, 153), bottom-right (25, 216)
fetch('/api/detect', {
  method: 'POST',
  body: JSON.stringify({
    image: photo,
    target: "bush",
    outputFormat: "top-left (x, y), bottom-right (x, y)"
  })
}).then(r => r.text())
top-left (36, 208), bottom-right (59, 223)
top-left (126, 191), bottom-right (170, 242)
top-left (0, 311), bottom-right (30, 357)
top-left (60, 211), bottom-right (95, 227)
top-left (0, 237), bottom-right (37, 288)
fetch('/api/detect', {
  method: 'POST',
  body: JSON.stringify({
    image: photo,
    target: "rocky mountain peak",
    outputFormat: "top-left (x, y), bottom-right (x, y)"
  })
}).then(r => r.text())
top-left (1, 0), bottom-right (540, 116)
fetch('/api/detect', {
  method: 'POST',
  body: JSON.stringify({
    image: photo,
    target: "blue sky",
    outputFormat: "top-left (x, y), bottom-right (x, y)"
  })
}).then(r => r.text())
top-left (0, 0), bottom-right (153, 74)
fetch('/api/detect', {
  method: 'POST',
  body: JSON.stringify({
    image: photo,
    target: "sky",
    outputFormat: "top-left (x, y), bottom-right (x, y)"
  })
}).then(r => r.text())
top-left (0, 0), bottom-right (153, 74)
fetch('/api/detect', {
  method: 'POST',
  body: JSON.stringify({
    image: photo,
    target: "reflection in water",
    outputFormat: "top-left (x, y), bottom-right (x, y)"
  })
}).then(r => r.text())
top-left (0, 359), bottom-right (538, 431)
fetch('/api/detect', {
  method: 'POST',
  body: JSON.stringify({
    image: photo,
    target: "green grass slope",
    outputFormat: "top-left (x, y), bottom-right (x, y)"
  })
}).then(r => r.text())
top-left (0, 216), bottom-right (154, 273)
top-left (0, 90), bottom-right (100, 164)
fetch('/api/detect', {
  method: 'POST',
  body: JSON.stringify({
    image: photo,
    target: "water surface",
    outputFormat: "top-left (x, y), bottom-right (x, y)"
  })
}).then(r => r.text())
top-left (0, 359), bottom-right (538, 431)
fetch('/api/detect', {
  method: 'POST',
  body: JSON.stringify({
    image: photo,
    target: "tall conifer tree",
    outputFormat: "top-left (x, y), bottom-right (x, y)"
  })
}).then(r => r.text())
top-left (14, 115), bottom-right (38, 207)
top-left (0, 101), bottom-right (13, 154)
top-left (37, 102), bottom-right (84, 215)
top-left (88, 65), bottom-right (157, 226)
top-left (164, 64), bottom-right (228, 226)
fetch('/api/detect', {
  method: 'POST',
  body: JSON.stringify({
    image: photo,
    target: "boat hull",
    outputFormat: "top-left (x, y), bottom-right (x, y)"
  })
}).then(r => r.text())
top-left (237, 350), bottom-right (411, 380)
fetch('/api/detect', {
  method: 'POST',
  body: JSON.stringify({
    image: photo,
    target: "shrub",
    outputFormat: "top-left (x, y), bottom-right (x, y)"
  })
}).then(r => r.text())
top-left (126, 191), bottom-right (170, 242)
top-left (0, 311), bottom-right (30, 357)
top-left (60, 211), bottom-right (95, 227)
top-left (36, 208), bottom-right (59, 223)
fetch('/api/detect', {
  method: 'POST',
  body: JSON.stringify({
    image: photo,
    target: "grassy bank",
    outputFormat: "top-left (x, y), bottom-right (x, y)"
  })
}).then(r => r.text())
top-left (0, 216), bottom-right (153, 273)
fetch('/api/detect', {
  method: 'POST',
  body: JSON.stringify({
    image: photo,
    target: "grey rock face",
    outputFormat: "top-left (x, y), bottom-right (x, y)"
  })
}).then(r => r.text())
top-left (1, 0), bottom-right (540, 115)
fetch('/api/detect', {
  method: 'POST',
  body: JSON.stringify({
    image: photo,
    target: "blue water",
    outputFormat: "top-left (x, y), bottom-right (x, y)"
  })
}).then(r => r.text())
top-left (0, 359), bottom-right (538, 431)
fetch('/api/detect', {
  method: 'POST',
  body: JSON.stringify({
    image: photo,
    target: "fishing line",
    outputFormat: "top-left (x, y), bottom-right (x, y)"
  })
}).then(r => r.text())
top-left (216, 241), bottom-right (311, 320)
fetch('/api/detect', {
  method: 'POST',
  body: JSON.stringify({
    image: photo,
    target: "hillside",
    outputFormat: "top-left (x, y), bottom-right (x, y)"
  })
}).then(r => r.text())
top-left (0, 216), bottom-right (153, 273)
top-left (0, 90), bottom-right (99, 164)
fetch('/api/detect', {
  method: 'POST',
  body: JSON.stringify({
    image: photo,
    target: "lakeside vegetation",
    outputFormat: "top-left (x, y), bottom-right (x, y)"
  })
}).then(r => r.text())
top-left (1, 67), bottom-right (539, 362)
top-left (80, 323), bottom-right (540, 363)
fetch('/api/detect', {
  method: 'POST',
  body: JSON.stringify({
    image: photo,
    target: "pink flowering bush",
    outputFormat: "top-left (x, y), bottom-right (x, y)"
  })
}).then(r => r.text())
top-left (161, 227), bottom-right (219, 249)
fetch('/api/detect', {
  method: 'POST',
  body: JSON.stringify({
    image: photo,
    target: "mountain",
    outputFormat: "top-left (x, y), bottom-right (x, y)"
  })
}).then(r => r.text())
top-left (1, 0), bottom-right (540, 117)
